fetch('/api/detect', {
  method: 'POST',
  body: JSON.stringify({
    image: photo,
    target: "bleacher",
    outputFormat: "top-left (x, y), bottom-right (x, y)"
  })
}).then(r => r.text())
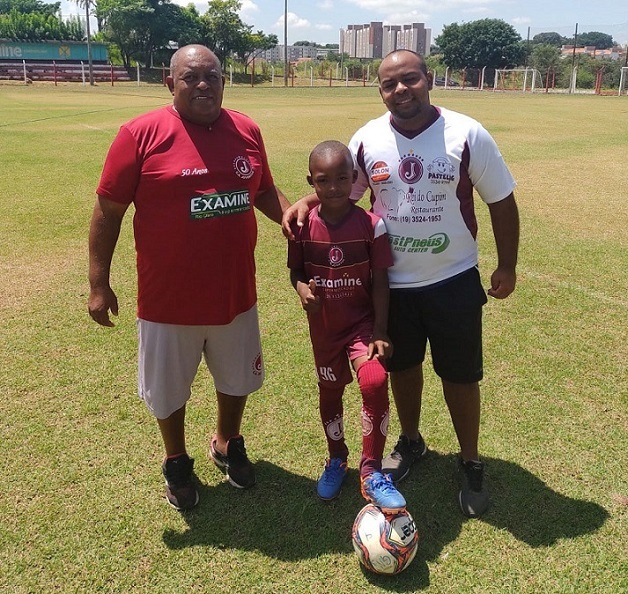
top-left (0, 61), bottom-right (131, 83)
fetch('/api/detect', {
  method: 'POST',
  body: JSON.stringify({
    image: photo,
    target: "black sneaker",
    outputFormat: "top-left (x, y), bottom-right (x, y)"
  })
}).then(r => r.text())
top-left (210, 435), bottom-right (256, 489)
top-left (162, 453), bottom-right (199, 511)
top-left (381, 434), bottom-right (428, 482)
top-left (458, 458), bottom-right (489, 518)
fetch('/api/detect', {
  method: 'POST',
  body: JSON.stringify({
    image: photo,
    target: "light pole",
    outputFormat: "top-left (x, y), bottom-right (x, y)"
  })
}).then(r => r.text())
top-left (284, 0), bottom-right (288, 87)
top-left (75, 1), bottom-right (95, 85)
top-left (84, 1), bottom-right (94, 86)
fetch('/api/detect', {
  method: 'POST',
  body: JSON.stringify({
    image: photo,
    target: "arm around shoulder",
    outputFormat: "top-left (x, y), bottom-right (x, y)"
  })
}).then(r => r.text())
top-left (281, 193), bottom-right (320, 240)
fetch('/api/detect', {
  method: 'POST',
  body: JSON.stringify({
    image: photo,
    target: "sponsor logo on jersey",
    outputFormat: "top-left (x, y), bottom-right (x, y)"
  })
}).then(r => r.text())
top-left (313, 273), bottom-right (363, 288)
top-left (388, 232), bottom-right (450, 254)
top-left (329, 245), bottom-right (344, 267)
top-left (398, 152), bottom-right (424, 184)
top-left (189, 190), bottom-right (250, 219)
top-left (233, 155), bottom-right (254, 179)
top-left (370, 160), bottom-right (391, 183)
top-left (427, 157), bottom-right (455, 183)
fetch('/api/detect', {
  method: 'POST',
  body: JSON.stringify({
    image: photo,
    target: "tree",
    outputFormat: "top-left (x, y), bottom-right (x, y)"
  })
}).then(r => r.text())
top-left (0, 0), bottom-right (60, 17)
top-left (197, 0), bottom-right (254, 67)
top-left (98, 0), bottom-right (186, 67)
top-left (0, 8), bottom-right (83, 40)
top-left (532, 32), bottom-right (565, 47)
top-left (530, 44), bottom-right (561, 77)
top-left (239, 30), bottom-right (278, 69)
top-left (436, 19), bottom-right (524, 70)
top-left (576, 31), bottom-right (615, 49)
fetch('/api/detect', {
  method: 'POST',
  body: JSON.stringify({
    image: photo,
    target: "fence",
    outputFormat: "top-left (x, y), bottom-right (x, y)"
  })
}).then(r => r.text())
top-left (0, 60), bottom-right (131, 84)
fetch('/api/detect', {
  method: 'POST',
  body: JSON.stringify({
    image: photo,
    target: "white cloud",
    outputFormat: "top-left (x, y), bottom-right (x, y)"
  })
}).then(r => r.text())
top-left (315, 24), bottom-right (334, 30)
top-left (388, 11), bottom-right (431, 24)
top-left (347, 0), bottom-right (502, 16)
top-left (276, 12), bottom-right (311, 29)
top-left (463, 7), bottom-right (491, 15)
top-left (239, 0), bottom-right (260, 21)
top-left (512, 16), bottom-right (532, 25)
top-left (316, 0), bottom-right (334, 9)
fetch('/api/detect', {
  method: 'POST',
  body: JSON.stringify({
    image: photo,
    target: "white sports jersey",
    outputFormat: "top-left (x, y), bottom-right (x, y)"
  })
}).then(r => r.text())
top-left (348, 106), bottom-right (516, 289)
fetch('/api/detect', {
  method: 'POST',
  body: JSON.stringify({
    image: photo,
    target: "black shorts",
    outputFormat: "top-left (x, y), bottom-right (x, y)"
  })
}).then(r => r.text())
top-left (387, 267), bottom-right (488, 383)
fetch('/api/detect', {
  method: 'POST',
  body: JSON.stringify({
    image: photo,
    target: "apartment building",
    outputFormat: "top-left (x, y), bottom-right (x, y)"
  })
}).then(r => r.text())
top-left (340, 21), bottom-right (431, 59)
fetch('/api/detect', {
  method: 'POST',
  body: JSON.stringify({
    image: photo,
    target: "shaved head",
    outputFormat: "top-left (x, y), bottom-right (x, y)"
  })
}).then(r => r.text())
top-left (309, 140), bottom-right (353, 171)
top-left (170, 44), bottom-right (221, 74)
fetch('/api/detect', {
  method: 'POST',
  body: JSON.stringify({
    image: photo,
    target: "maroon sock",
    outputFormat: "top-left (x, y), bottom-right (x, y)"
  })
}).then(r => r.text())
top-left (356, 359), bottom-right (389, 477)
top-left (318, 384), bottom-right (349, 461)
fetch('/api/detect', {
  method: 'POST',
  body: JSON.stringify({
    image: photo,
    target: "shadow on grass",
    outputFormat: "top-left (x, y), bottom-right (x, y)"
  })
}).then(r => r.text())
top-left (402, 452), bottom-right (610, 559)
top-left (162, 453), bottom-right (609, 591)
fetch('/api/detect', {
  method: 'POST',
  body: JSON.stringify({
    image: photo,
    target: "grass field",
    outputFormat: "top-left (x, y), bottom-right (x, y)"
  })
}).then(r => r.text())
top-left (0, 82), bottom-right (626, 593)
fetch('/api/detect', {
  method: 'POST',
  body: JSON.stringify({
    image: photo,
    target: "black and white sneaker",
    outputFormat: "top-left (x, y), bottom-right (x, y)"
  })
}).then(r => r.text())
top-left (458, 458), bottom-right (489, 518)
top-left (381, 434), bottom-right (428, 482)
top-left (210, 435), bottom-right (256, 489)
top-left (162, 453), bottom-right (199, 511)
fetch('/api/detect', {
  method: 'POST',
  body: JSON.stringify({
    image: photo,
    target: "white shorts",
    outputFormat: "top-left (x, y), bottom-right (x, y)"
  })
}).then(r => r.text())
top-left (137, 305), bottom-right (264, 419)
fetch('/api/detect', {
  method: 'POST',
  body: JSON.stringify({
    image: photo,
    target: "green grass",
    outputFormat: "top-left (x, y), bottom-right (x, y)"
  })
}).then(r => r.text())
top-left (0, 82), bottom-right (626, 593)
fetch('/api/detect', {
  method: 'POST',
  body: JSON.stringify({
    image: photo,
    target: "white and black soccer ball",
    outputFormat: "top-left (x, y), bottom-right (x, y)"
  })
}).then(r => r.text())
top-left (351, 503), bottom-right (419, 575)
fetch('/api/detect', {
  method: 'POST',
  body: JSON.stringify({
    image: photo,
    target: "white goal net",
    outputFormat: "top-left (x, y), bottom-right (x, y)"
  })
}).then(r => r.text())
top-left (493, 68), bottom-right (543, 92)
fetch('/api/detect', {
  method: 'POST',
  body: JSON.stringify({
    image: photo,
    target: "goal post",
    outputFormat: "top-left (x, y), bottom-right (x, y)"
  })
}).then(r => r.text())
top-left (620, 67), bottom-right (628, 96)
top-left (493, 68), bottom-right (543, 92)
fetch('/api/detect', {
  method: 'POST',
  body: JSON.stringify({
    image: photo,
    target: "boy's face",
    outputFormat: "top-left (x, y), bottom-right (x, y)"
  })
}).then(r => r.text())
top-left (307, 151), bottom-right (357, 209)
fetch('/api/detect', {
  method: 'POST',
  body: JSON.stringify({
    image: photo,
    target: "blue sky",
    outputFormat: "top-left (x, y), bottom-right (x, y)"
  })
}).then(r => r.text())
top-left (60, 1), bottom-right (628, 46)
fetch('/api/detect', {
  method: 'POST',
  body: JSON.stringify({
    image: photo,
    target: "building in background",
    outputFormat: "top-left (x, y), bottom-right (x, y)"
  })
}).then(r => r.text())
top-left (560, 44), bottom-right (625, 60)
top-left (260, 45), bottom-right (320, 62)
top-left (340, 22), bottom-right (431, 59)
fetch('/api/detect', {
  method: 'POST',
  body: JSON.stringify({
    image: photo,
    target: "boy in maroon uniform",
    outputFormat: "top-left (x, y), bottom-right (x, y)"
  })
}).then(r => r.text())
top-left (287, 141), bottom-right (405, 511)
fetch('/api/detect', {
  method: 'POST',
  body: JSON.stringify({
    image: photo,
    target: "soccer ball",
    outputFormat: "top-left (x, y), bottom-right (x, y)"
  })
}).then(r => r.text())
top-left (351, 504), bottom-right (419, 575)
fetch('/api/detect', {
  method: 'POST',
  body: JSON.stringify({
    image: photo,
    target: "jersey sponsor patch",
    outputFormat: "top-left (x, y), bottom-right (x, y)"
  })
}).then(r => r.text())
top-left (370, 160), bottom-right (391, 183)
top-left (427, 157), bottom-right (455, 183)
top-left (388, 232), bottom-right (450, 254)
top-left (189, 190), bottom-right (251, 220)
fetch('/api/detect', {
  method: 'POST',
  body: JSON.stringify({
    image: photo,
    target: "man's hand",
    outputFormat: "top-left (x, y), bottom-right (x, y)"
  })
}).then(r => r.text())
top-left (488, 267), bottom-right (516, 299)
top-left (88, 285), bottom-right (119, 327)
top-left (281, 194), bottom-right (320, 240)
top-left (368, 333), bottom-right (393, 361)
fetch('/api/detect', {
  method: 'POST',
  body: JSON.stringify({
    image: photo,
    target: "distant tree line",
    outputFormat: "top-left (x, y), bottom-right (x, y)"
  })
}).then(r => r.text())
top-left (0, 3), bottom-right (623, 88)
top-left (0, 0), bottom-right (277, 68)
top-left (430, 19), bottom-right (623, 89)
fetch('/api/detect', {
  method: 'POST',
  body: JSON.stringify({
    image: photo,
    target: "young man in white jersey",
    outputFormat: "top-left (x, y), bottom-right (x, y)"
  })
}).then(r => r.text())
top-left (283, 50), bottom-right (520, 518)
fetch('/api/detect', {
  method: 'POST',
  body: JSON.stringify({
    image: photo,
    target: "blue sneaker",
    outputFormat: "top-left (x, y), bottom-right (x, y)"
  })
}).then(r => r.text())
top-left (316, 458), bottom-right (348, 501)
top-left (361, 472), bottom-right (407, 512)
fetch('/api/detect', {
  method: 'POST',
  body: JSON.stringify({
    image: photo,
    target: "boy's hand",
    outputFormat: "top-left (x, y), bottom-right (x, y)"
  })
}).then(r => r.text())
top-left (298, 279), bottom-right (321, 313)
